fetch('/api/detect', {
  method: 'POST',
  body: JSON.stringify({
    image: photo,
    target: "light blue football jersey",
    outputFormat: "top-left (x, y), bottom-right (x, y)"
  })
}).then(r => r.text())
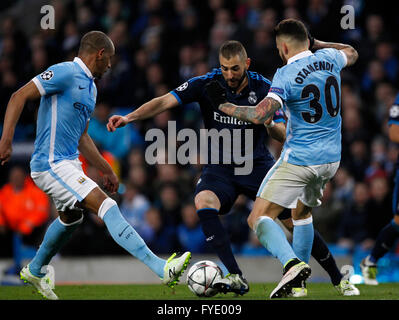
top-left (30, 57), bottom-right (97, 172)
top-left (267, 49), bottom-right (347, 165)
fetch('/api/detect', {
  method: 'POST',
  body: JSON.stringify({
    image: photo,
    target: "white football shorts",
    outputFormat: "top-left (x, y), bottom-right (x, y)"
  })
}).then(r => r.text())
top-left (257, 159), bottom-right (340, 209)
top-left (31, 159), bottom-right (98, 212)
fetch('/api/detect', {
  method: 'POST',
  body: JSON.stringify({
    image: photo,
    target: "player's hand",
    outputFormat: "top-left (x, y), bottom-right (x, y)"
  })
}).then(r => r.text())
top-left (205, 80), bottom-right (227, 107)
top-left (107, 115), bottom-right (129, 132)
top-left (102, 171), bottom-right (119, 194)
top-left (0, 139), bottom-right (12, 165)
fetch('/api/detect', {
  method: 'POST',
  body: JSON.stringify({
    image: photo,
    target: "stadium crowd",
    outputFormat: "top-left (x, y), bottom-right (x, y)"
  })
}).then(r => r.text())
top-left (1, 0), bottom-right (399, 266)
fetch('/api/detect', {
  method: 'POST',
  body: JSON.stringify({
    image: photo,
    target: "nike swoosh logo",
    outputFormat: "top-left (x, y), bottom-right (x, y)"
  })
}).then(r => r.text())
top-left (118, 225), bottom-right (130, 237)
top-left (169, 268), bottom-right (176, 278)
top-left (79, 86), bottom-right (86, 90)
top-left (206, 235), bottom-right (215, 242)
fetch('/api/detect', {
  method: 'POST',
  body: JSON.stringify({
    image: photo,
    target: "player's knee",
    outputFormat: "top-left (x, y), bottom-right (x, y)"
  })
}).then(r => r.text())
top-left (247, 212), bottom-right (260, 230)
top-left (98, 197), bottom-right (117, 220)
top-left (194, 191), bottom-right (220, 210)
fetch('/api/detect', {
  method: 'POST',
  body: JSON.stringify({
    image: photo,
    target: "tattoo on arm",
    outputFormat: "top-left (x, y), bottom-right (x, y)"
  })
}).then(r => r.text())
top-left (219, 97), bottom-right (281, 124)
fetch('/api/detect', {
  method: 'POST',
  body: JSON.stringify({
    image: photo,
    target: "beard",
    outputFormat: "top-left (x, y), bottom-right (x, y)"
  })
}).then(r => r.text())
top-left (227, 71), bottom-right (246, 90)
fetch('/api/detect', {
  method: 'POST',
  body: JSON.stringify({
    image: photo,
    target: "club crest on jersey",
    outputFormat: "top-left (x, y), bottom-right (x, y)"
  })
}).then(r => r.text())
top-left (77, 176), bottom-right (86, 184)
top-left (176, 82), bottom-right (188, 91)
top-left (40, 70), bottom-right (54, 80)
top-left (248, 91), bottom-right (257, 104)
top-left (390, 105), bottom-right (399, 118)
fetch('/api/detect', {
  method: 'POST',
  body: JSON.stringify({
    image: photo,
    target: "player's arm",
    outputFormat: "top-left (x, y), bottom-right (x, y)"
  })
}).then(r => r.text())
top-left (265, 118), bottom-right (286, 143)
top-left (0, 81), bottom-right (41, 165)
top-left (389, 123), bottom-right (399, 143)
top-left (218, 96), bottom-right (282, 125)
top-left (78, 123), bottom-right (118, 194)
top-left (107, 93), bottom-right (179, 132)
top-left (312, 39), bottom-right (358, 67)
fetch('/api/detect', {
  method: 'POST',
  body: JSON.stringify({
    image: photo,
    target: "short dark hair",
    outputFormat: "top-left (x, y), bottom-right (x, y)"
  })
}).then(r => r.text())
top-left (219, 40), bottom-right (247, 60)
top-left (274, 19), bottom-right (308, 42)
top-left (78, 31), bottom-right (114, 55)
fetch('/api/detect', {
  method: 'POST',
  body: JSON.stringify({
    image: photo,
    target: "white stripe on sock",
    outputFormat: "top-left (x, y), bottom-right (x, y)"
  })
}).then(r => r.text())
top-left (98, 197), bottom-right (117, 220)
top-left (254, 216), bottom-right (274, 232)
top-left (292, 216), bottom-right (313, 226)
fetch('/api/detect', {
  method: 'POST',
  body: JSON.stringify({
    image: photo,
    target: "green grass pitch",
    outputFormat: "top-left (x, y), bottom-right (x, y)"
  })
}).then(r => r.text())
top-left (1, 282), bottom-right (398, 300)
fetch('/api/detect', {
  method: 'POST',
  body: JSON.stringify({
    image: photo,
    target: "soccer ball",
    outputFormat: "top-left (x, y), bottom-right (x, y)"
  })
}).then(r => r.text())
top-left (186, 260), bottom-right (223, 297)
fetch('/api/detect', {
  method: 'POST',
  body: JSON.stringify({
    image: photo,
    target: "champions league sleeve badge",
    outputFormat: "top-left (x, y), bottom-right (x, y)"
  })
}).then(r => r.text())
top-left (40, 70), bottom-right (54, 80)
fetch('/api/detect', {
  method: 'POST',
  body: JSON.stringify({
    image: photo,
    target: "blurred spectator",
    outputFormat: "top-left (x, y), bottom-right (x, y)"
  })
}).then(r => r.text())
top-left (120, 182), bottom-right (152, 239)
top-left (154, 163), bottom-right (193, 201)
top-left (88, 101), bottom-right (131, 159)
top-left (101, 0), bottom-right (130, 32)
top-left (366, 176), bottom-right (393, 242)
top-left (127, 148), bottom-right (146, 168)
top-left (76, 5), bottom-right (98, 34)
top-left (312, 182), bottom-right (343, 243)
top-left (144, 206), bottom-right (180, 254)
top-left (0, 166), bottom-right (50, 273)
top-left (248, 28), bottom-right (281, 78)
top-left (357, 14), bottom-right (386, 70)
top-left (258, 8), bottom-right (277, 33)
top-left (154, 182), bottom-right (182, 226)
top-left (375, 41), bottom-right (399, 84)
top-left (346, 140), bottom-right (369, 182)
top-left (130, 48), bottom-right (151, 105)
top-left (178, 45), bottom-right (196, 82)
top-left (208, 8), bottom-right (236, 68)
top-left (0, 166), bottom-right (49, 239)
top-left (240, 0), bottom-right (264, 31)
top-left (361, 59), bottom-right (388, 97)
top-left (62, 20), bottom-right (80, 53)
top-left (332, 167), bottom-right (355, 206)
top-left (96, 52), bottom-right (133, 106)
top-left (221, 195), bottom-right (251, 251)
top-left (374, 81), bottom-right (396, 123)
top-left (364, 136), bottom-right (389, 182)
top-left (341, 107), bottom-right (370, 156)
top-left (145, 63), bottom-right (164, 97)
top-left (127, 165), bottom-right (150, 197)
top-left (336, 182), bottom-right (372, 251)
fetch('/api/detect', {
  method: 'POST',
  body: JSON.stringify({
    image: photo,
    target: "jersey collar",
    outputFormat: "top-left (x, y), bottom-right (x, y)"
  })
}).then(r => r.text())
top-left (73, 57), bottom-right (94, 79)
top-left (287, 50), bottom-right (313, 65)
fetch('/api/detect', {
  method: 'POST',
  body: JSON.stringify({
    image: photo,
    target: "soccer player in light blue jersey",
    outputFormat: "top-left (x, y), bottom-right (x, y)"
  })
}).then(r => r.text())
top-left (0, 31), bottom-right (190, 299)
top-left (219, 19), bottom-right (359, 298)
